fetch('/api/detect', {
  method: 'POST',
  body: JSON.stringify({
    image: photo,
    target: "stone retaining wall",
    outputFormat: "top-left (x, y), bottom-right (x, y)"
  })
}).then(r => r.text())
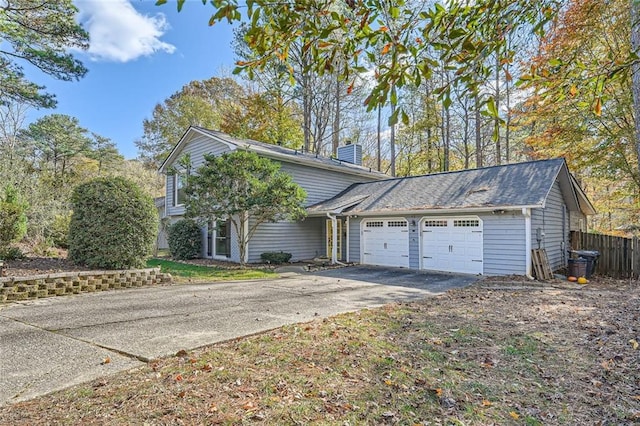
top-left (0, 268), bottom-right (172, 303)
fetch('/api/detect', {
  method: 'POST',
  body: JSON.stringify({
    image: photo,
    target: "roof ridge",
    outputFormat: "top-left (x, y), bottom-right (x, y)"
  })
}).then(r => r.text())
top-left (369, 157), bottom-right (565, 183)
top-left (193, 126), bottom-right (384, 174)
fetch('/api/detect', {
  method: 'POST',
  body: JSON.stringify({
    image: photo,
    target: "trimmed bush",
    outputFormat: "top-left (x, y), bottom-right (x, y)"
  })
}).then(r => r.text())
top-left (0, 246), bottom-right (24, 260)
top-left (260, 251), bottom-right (292, 264)
top-left (167, 219), bottom-right (202, 260)
top-left (68, 177), bottom-right (158, 269)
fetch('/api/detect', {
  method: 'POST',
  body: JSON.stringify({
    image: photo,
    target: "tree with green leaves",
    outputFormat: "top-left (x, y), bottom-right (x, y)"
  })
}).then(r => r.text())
top-left (136, 77), bottom-right (240, 167)
top-left (137, 76), bottom-right (305, 167)
top-left (0, 185), bottom-right (28, 247)
top-left (20, 114), bottom-right (91, 190)
top-left (0, 0), bottom-right (88, 108)
top-left (159, 0), bottom-right (556, 122)
top-left (184, 150), bottom-right (306, 264)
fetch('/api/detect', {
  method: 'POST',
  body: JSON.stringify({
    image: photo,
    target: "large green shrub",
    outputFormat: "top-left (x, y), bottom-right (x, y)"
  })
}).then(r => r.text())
top-left (167, 219), bottom-right (202, 260)
top-left (68, 177), bottom-right (157, 269)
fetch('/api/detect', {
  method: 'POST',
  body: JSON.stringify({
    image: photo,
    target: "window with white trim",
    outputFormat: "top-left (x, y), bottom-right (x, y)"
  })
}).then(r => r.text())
top-left (173, 174), bottom-right (186, 207)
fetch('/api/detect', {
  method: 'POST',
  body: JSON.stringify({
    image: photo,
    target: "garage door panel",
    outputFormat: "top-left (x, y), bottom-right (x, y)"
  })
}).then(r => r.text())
top-left (362, 219), bottom-right (409, 268)
top-left (421, 217), bottom-right (483, 274)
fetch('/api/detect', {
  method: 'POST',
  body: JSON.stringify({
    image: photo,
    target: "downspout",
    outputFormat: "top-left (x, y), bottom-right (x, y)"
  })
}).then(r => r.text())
top-left (523, 207), bottom-right (534, 279)
top-left (345, 216), bottom-right (350, 263)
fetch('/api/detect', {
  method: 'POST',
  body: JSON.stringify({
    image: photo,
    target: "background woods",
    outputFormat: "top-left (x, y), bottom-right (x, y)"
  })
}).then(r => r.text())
top-left (2, 0), bottom-right (640, 258)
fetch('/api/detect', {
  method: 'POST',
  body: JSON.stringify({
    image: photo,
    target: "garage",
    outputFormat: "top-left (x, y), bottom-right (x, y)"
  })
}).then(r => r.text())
top-left (421, 216), bottom-right (483, 274)
top-left (362, 219), bottom-right (410, 268)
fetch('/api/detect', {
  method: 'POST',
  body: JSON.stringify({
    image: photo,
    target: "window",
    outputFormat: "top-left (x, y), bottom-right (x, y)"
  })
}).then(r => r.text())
top-left (366, 221), bottom-right (384, 228)
top-left (207, 220), bottom-right (230, 258)
top-left (454, 219), bottom-right (479, 227)
top-left (173, 174), bottom-right (186, 206)
top-left (388, 220), bottom-right (408, 227)
top-left (424, 220), bottom-right (448, 227)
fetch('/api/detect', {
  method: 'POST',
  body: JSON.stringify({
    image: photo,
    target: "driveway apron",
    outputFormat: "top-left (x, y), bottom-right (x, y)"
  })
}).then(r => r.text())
top-left (0, 266), bottom-right (476, 405)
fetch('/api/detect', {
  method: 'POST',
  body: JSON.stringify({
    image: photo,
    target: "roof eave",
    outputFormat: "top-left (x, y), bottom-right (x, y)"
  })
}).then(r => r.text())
top-left (308, 204), bottom-right (543, 217)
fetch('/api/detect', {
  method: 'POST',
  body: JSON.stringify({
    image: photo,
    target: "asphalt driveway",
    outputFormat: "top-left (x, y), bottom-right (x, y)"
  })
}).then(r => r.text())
top-left (0, 266), bottom-right (476, 406)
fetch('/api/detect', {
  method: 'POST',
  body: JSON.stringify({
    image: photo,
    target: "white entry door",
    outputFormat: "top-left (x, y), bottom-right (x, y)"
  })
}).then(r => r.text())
top-left (421, 217), bottom-right (483, 274)
top-left (362, 219), bottom-right (410, 268)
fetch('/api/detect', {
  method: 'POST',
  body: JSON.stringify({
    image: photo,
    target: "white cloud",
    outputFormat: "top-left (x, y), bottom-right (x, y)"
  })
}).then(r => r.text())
top-left (76, 0), bottom-right (176, 62)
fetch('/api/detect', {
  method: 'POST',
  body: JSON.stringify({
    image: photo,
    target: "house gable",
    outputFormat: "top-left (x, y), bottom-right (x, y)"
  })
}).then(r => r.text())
top-left (160, 126), bottom-right (387, 210)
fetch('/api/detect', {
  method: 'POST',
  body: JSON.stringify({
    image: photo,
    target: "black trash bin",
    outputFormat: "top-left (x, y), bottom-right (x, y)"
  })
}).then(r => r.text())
top-left (570, 250), bottom-right (600, 278)
top-left (568, 257), bottom-right (588, 278)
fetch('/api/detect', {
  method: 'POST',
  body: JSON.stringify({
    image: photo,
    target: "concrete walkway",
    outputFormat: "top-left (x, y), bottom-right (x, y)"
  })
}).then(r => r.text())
top-left (0, 267), bottom-right (476, 406)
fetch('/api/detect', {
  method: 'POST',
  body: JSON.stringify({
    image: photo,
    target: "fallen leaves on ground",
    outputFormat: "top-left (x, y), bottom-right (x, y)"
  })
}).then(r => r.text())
top-left (1, 278), bottom-right (639, 425)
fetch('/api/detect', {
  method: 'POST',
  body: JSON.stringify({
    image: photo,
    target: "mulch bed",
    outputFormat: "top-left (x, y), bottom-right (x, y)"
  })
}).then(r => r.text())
top-left (2, 257), bottom-right (90, 278)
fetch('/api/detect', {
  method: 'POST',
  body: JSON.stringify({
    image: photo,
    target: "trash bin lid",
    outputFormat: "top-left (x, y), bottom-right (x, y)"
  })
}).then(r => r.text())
top-left (574, 250), bottom-right (600, 257)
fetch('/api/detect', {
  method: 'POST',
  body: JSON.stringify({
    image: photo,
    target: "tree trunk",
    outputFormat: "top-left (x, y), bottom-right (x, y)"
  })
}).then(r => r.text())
top-left (505, 60), bottom-right (511, 163)
top-left (475, 96), bottom-right (483, 168)
top-left (495, 53), bottom-right (501, 165)
top-left (390, 101), bottom-right (396, 177)
top-left (444, 103), bottom-right (450, 171)
top-left (302, 53), bottom-right (312, 152)
top-left (632, 0), bottom-right (640, 179)
top-left (332, 73), bottom-right (340, 156)
top-left (377, 104), bottom-right (382, 171)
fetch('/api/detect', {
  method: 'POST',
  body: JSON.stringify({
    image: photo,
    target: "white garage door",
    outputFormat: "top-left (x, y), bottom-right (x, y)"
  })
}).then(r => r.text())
top-left (421, 217), bottom-right (483, 274)
top-left (362, 219), bottom-right (410, 268)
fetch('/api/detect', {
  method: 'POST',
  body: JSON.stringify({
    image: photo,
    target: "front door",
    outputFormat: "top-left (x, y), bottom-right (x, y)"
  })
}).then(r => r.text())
top-left (326, 219), bottom-right (342, 260)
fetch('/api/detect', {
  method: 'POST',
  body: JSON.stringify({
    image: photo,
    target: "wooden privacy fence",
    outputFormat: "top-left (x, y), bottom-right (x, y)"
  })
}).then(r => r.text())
top-left (570, 231), bottom-right (640, 279)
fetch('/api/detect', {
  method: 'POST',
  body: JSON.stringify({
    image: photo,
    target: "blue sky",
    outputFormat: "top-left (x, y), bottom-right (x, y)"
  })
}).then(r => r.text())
top-left (26, 0), bottom-right (239, 159)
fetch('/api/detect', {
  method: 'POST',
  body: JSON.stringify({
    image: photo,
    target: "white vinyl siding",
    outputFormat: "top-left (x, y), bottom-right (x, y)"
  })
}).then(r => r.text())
top-left (348, 217), bottom-right (362, 263)
top-left (247, 217), bottom-right (325, 263)
top-left (532, 180), bottom-right (569, 271)
top-left (165, 135), bottom-right (232, 217)
top-left (482, 213), bottom-right (527, 275)
top-left (279, 162), bottom-right (376, 206)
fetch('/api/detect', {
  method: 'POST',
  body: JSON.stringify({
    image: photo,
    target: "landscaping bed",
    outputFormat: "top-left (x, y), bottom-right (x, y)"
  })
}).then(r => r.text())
top-left (0, 277), bottom-right (638, 424)
top-left (3, 257), bottom-right (90, 277)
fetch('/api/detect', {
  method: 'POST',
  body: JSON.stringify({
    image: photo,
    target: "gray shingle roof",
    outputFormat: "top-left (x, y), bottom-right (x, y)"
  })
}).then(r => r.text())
top-left (308, 158), bottom-right (573, 214)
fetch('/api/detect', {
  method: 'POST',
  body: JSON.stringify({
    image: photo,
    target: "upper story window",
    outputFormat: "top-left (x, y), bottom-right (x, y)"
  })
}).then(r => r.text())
top-left (173, 174), bottom-right (186, 207)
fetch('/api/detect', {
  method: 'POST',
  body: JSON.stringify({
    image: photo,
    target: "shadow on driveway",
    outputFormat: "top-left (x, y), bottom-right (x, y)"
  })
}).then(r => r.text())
top-left (304, 265), bottom-right (478, 293)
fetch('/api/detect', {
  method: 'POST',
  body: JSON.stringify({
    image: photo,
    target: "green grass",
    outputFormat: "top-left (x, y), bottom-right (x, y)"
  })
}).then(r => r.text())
top-left (146, 258), bottom-right (277, 282)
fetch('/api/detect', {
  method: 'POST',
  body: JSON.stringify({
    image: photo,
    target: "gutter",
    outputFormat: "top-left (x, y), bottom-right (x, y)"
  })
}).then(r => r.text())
top-left (523, 207), bottom-right (534, 279)
top-left (308, 205), bottom-right (543, 217)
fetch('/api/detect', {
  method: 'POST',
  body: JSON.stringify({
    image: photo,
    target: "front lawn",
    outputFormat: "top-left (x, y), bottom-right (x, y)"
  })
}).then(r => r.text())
top-left (147, 258), bottom-right (276, 282)
top-left (1, 278), bottom-right (638, 425)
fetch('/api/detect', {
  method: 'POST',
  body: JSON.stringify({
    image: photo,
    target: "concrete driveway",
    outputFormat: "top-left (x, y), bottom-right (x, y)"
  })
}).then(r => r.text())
top-left (0, 266), bottom-right (476, 406)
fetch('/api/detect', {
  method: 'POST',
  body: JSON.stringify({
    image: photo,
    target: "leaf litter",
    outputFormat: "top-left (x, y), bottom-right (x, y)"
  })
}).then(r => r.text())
top-left (0, 277), bottom-right (638, 425)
